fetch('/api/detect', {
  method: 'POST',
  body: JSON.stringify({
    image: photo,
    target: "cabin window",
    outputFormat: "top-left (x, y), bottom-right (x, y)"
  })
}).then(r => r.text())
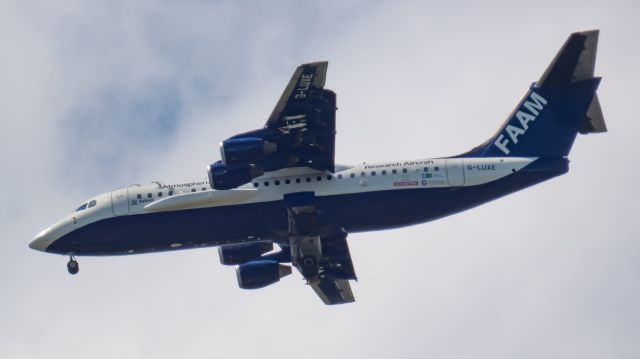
top-left (201, 187), bottom-right (207, 191)
top-left (382, 170), bottom-right (387, 175)
top-left (137, 194), bottom-right (142, 199)
top-left (148, 193), bottom-right (153, 198)
top-left (306, 177), bottom-right (312, 183)
top-left (88, 200), bottom-right (97, 208)
top-left (338, 174), bottom-right (343, 179)
top-left (285, 179), bottom-right (291, 184)
top-left (327, 175), bottom-right (332, 180)
top-left (191, 188), bottom-right (196, 192)
top-left (402, 168), bottom-right (407, 173)
top-left (434, 166), bottom-right (440, 172)
top-left (253, 182), bottom-right (259, 188)
top-left (296, 178), bottom-right (301, 183)
top-left (371, 171), bottom-right (376, 176)
top-left (275, 180), bottom-right (280, 186)
top-left (392, 169), bottom-right (398, 174)
top-left (423, 167), bottom-right (429, 172)
top-left (316, 176), bottom-right (322, 181)
top-left (264, 181), bottom-right (269, 187)
top-left (168, 190), bottom-right (174, 196)
top-left (350, 173), bottom-right (355, 178)
top-left (158, 192), bottom-right (163, 197)
top-left (360, 172), bottom-right (365, 177)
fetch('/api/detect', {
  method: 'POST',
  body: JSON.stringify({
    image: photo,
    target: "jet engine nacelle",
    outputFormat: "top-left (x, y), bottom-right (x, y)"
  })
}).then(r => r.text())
top-left (218, 242), bottom-right (274, 265)
top-left (220, 137), bottom-right (277, 166)
top-left (207, 161), bottom-right (264, 190)
top-left (236, 260), bottom-right (292, 289)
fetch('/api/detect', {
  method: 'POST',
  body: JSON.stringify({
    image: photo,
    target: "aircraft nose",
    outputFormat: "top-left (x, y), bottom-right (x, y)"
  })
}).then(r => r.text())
top-left (30, 230), bottom-right (52, 252)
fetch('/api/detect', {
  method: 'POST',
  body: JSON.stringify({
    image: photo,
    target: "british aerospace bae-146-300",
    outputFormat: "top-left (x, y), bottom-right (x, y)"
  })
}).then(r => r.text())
top-left (31, 31), bottom-right (607, 304)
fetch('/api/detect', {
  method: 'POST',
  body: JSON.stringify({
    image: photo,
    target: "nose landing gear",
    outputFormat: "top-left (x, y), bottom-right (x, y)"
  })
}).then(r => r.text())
top-left (67, 256), bottom-right (79, 275)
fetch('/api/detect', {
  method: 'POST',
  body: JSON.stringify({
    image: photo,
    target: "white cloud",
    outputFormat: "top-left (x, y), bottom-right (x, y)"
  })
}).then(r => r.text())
top-left (1, 0), bottom-right (639, 358)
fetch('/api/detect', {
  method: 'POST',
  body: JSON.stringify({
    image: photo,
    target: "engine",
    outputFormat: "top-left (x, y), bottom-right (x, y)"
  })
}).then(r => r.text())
top-left (236, 260), bottom-right (292, 289)
top-left (207, 161), bottom-right (264, 190)
top-left (220, 137), bottom-right (277, 166)
top-left (218, 242), bottom-right (274, 265)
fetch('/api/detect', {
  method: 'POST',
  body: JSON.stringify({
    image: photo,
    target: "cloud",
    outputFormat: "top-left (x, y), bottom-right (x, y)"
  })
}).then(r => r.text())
top-left (1, 0), bottom-right (639, 358)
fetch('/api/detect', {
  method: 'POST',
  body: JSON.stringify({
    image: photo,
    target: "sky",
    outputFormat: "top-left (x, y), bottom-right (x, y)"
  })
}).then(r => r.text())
top-left (1, 0), bottom-right (639, 358)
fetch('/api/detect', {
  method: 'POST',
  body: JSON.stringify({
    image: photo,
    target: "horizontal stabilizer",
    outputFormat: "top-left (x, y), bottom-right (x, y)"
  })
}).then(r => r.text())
top-left (579, 93), bottom-right (607, 134)
top-left (538, 30), bottom-right (599, 87)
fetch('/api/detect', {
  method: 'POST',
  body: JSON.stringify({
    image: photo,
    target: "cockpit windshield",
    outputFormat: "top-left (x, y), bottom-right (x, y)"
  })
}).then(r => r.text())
top-left (75, 199), bottom-right (98, 212)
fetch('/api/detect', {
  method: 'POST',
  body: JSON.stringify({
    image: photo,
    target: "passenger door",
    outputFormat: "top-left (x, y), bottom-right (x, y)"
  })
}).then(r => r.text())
top-left (111, 187), bottom-right (130, 216)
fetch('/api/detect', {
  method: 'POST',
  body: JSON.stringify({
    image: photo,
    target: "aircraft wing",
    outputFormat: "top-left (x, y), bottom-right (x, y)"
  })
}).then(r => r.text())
top-left (261, 61), bottom-right (336, 172)
top-left (306, 230), bottom-right (357, 305)
top-left (310, 278), bottom-right (355, 305)
top-left (210, 62), bottom-right (337, 189)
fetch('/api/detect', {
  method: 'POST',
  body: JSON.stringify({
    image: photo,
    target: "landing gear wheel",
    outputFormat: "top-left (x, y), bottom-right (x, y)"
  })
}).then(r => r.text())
top-left (301, 255), bottom-right (318, 279)
top-left (302, 256), bottom-right (316, 268)
top-left (67, 257), bottom-right (79, 275)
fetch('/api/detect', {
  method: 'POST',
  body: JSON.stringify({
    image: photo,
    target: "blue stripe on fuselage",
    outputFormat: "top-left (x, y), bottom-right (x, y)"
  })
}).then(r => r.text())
top-left (46, 158), bottom-right (568, 256)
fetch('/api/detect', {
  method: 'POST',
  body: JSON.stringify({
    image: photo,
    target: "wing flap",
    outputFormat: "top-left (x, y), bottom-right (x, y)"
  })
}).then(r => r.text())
top-left (310, 279), bottom-right (355, 305)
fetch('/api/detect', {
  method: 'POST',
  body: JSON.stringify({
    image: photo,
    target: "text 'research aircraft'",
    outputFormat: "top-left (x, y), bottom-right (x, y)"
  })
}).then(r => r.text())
top-left (31, 31), bottom-right (606, 304)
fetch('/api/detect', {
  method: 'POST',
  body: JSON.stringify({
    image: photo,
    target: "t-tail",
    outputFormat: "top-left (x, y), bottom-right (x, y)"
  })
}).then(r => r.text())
top-left (463, 30), bottom-right (607, 158)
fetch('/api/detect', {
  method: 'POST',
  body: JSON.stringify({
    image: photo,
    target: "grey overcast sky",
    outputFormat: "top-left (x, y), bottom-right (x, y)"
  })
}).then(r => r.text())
top-left (1, 0), bottom-right (639, 358)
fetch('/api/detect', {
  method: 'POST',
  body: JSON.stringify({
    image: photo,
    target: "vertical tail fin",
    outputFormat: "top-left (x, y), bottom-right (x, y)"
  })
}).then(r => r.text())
top-left (463, 30), bottom-right (606, 158)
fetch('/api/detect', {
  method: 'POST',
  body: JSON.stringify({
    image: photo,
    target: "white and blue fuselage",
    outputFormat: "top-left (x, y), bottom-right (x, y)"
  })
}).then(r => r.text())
top-left (30, 156), bottom-right (561, 256)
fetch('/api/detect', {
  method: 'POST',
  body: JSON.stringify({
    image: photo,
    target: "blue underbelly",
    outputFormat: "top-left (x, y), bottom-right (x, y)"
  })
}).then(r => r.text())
top-left (47, 158), bottom-right (567, 256)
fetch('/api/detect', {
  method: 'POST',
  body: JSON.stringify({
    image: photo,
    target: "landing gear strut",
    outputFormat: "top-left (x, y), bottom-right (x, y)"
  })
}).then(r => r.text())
top-left (284, 192), bottom-right (322, 280)
top-left (67, 256), bottom-right (79, 275)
